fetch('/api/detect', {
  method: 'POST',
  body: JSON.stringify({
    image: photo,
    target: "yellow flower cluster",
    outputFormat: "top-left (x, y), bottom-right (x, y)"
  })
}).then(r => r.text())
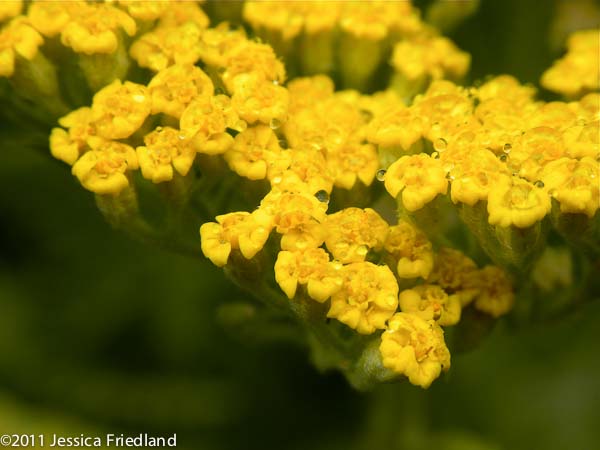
top-left (378, 76), bottom-right (599, 226)
top-left (541, 29), bottom-right (600, 98)
top-left (242, 0), bottom-right (467, 90)
top-left (9, 1), bottom-right (591, 390)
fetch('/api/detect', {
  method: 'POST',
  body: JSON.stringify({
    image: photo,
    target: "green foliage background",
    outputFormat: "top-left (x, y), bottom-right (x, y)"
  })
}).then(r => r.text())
top-left (1, 1), bottom-right (599, 449)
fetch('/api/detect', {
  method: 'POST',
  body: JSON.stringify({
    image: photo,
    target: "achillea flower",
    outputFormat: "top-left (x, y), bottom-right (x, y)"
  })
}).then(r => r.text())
top-left (561, 120), bottom-right (599, 159)
top-left (50, 107), bottom-right (95, 165)
top-left (147, 64), bottom-right (214, 119)
top-left (384, 154), bottom-right (448, 211)
top-left (507, 126), bottom-right (566, 181)
top-left (179, 95), bottom-right (238, 155)
top-left (390, 34), bottom-right (470, 83)
top-left (0, 16), bottom-right (44, 77)
top-left (463, 266), bottom-right (515, 318)
top-left (287, 75), bottom-right (335, 113)
top-left (541, 29), bottom-right (600, 98)
top-left (229, 72), bottom-right (289, 125)
top-left (477, 74), bottom-right (536, 105)
top-left (487, 176), bottom-right (552, 228)
top-left (196, 23), bottom-right (247, 68)
top-left (259, 189), bottom-right (328, 251)
top-left (224, 125), bottom-right (290, 181)
top-left (157, 1), bottom-right (209, 28)
top-left (27, 1), bottom-right (73, 38)
top-left (221, 40), bottom-right (286, 92)
top-left (136, 126), bottom-right (197, 183)
top-left (366, 104), bottom-right (424, 151)
top-left (71, 137), bottom-right (138, 195)
top-left (270, 148), bottom-right (334, 195)
top-left (130, 22), bottom-right (204, 72)
top-left (90, 80), bottom-right (151, 140)
top-left (200, 210), bottom-right (274, 267)
top-left (327, 142), bottom-right (379, 190)
top-left (60, 2), bottom-right (136, 55)
top-left (323, 208), bottom-right (389, 264)
top-left (541, 157), bottom-right (600, 217)
top-left (0, 1), bottom-right (22, 22)
top-left (380, 312), bottom-right (450, 388)
top-left (447, 147), bottom-right (511, 206)
top-left (328, 262), bottom-right (399, 335)
top-left (384, 221), bottom-right (434, 279)
top-left (115, 0), bottom-right (170, 22)
top-left (398, 284), bottom-right (461, 326)
top-left (427, 247), bottom-right (478, 305)
top-left (274, 248), bottom-right (343, 302)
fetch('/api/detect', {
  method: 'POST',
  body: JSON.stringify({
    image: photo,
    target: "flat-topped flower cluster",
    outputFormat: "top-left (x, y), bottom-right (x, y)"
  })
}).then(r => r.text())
top-left (1, 0), bottom-right (598, 389)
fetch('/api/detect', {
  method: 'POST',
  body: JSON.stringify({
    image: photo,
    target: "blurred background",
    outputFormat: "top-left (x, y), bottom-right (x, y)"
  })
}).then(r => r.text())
top-left (1, 1), bottom-right (599, 449)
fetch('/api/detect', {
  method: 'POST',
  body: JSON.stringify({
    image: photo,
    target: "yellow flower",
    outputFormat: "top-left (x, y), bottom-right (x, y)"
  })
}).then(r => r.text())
top-left (384, 154), bottom-right (448, 211)
top-left (130, 22), bottom-right (203, 72)
top-left (447, 147), bottom-right (511, 206)
top-left (0, 0), bottom-right (22, 22)
top-left (287, 75), bottom-right (335, 113)
top-left (27, 1), bottom-right (74, 38)
top-left (427, 247), bottom-right (478, 305)
top-left (115, 0), bottom-right (170, 22)
top-left (541, 29), bottom-right (600, 98)
top-left (230, 72), bottom-right (289, 125)
top-left (50, 107), bottom-right (95, 165)
top-left (328, 142), bottom-right (379, 189)
top-left (179, 95), bottom-right (238, 155)
top-left (380, 312), bottom-right (450, 389)
top-left (463, 266), bottom-right (515, 318)
top-left (366, 104), bottom-right (423, 151)
top-left (507, 126), bottom-right (566, 181)
top-left (477, 75), bottom-right (536, 105)
top-left (0, 17), bottom-right (44, 78)
top-left (487, 176), bottom-right (552, 228)
top-left (148, 64), bottom-right (214, 119)
top-left (200, 210), bottom-right (274, 267)
top-left (561, 120), bottom-right (599, 159)
top-left (60, 2), bottom-right (136, 55)
top-left (224, 125), bottom-right (290, 181)
top-left (384, 221), bottom-right (434, 279)
top-left (196, 23), bottom-right (247, 68)
top-left (71, 137), bottom-right (138, 195)
top-left (243, 1), bottom-right (305, 42)
top-left (221, 40), bottom-right (286, 92)
top-left (157, 1), bottom-right (209, 29)
top-left (541, 157), bottom-right (600, 217)
top-left (398, 284), bottom-right (461, 326)
top-left (259, 188), bottom-right (328, 251)
top-left (270, 148), bottom-right (334, 195)
top-left (90, 80), bottom-right (151, 140)
top-left (274, 248), bottom-right (343, 302)
top-left (390, 34), bottom-right (470, 82)
top-left (136, 126), bottom-right (197, 183)
top-left (323, 208), bottom-right (389, 264)
top-left (328, 262), bottom-right (399, 335)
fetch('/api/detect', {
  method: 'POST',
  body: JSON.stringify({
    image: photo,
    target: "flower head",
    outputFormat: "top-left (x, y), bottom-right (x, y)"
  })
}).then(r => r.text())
top-left (463, 266), bottom-right (515, 318)
top-left (384, 154), bottom-right (448, 211)
top-left (398, 284), bottom-right (461, 326)
top-left (328, 262), bottom-right (399, 335)
top-left (60, 2), bottom-right (136, 55)
top-left (50, 107), bottom-right (96, 165)
top-left (0, 16), bottom-right (44, 77)
top-left (380, 312), bottom-right (450, 388)
top-left (148, 64), bottom-right (214, 119)
top-left (323, 208), bottom-right (389, 264)
top-left (487, 176), bottom-right (552, 228)
top-left (90, 80), bottom-right (151, 140)
top-left (71, 137), bottom-right (138, 195)
top-left (274, 248), bottom-right (343, 302)
top-left (200, 210), bottom-right (274, 267)
top-left (136, 126), bottom-right (197, 183)
top-left (384, 221), bottom-right (434, 279)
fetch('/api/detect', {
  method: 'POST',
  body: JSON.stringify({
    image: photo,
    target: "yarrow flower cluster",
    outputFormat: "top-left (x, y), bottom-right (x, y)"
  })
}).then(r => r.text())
top-left (2, 0), bottom-right (598, 390)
